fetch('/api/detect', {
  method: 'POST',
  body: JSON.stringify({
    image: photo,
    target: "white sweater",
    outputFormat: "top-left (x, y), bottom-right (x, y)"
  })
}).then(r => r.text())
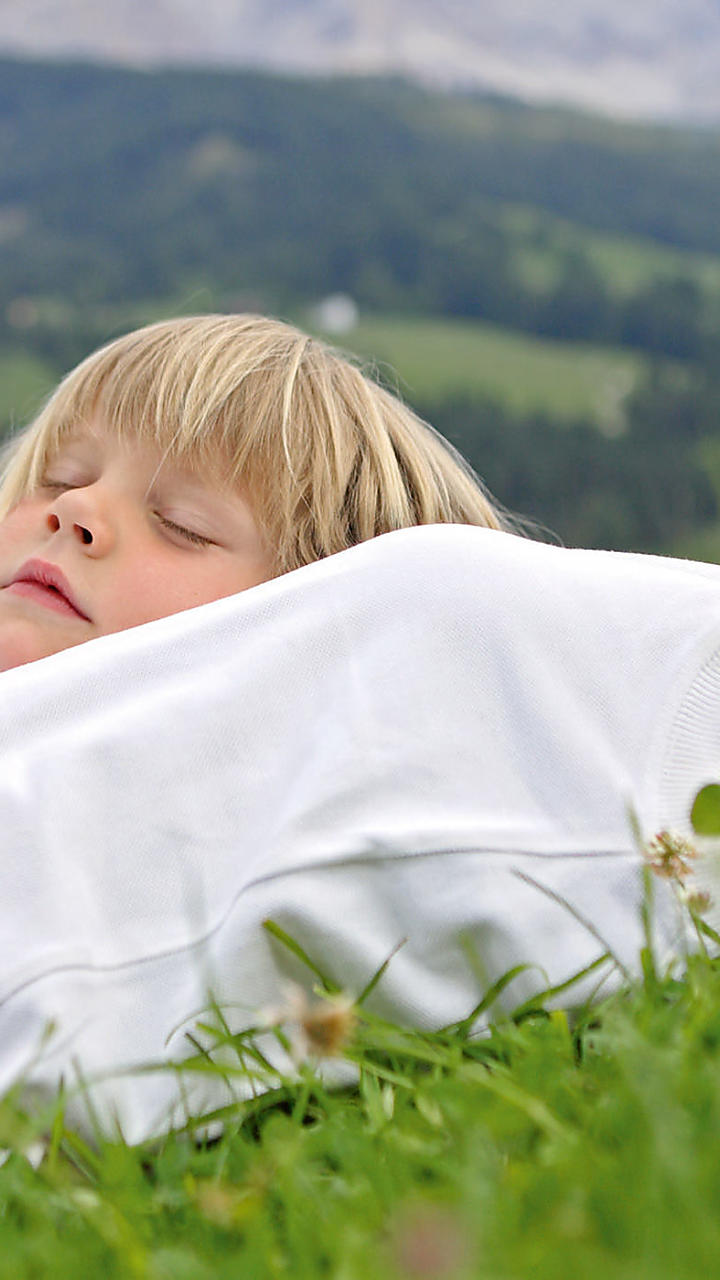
top-left (1, 524), bottom-right (720, 1140)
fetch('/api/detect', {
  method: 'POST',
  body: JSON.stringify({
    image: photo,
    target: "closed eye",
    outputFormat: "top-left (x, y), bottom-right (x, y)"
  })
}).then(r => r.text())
top-left (156, 513), bottom-right (215, 546)
top-left (39, 478), bottom-right (77, 492)
top-left (40, 480), bottom-right (214, 546)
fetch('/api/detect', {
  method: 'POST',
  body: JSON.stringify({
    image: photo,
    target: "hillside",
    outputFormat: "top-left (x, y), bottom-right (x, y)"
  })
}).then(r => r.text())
top-left (2, 58), bottom-right (720, 331)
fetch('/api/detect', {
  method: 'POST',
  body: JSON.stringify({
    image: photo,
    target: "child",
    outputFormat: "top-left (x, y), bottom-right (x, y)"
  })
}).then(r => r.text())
top-left (0, 313), bottom-right (508, 672)
top-left (1, 313), bottom-right (719, 1144)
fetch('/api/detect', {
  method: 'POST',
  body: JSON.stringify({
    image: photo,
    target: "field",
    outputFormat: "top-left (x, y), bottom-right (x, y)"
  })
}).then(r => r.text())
top-left (0, 350), bottom-right (57, 432)
top-left (499, 203), bottom-right (720, 298)
top-left (314, 313), bottom-right (645, 431)
top-left (2, 881), bottom-right (720, 1280)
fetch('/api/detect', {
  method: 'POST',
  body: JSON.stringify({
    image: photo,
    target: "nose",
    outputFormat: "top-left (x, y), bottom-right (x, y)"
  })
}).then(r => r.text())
top-left (45, 487), bottom-right (116, 556)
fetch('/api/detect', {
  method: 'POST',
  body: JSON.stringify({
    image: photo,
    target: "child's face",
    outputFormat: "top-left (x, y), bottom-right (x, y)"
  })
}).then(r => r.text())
top-left (0, 418), bottom-right (274, 672)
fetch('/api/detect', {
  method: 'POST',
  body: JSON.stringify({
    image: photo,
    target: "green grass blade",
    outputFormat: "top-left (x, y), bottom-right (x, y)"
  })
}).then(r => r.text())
top-left (356, 938), bottom-right (407, 1006)
top-left (262, 919), bottom-right (339, 992)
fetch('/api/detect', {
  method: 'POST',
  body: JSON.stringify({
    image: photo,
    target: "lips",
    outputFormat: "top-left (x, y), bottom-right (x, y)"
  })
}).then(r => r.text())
top-left (5, 558), bottom-right (91, 621)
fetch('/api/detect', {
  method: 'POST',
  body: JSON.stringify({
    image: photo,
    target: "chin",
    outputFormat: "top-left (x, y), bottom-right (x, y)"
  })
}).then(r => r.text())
top-left (0, 627), bottom-right (63, 672)
top-left (0, 650), bottom-right (37, 673)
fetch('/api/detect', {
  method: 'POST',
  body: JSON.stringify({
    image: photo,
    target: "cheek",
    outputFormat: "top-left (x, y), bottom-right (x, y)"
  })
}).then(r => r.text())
top-left (0, 501), bottom-right (40, 555)
top-left (102, 556), bottom-right (231, 629)
top-left (1, 490), bottom-right (49, 530)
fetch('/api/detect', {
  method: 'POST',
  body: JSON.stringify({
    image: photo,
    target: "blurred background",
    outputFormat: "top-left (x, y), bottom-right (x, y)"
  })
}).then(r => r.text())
top-left (2, 0), bottom-right (720, 556)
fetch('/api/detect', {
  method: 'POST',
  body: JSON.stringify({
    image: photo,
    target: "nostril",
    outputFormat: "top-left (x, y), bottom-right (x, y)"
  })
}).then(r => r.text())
top-left (77, 525), bottom-right (93, 545)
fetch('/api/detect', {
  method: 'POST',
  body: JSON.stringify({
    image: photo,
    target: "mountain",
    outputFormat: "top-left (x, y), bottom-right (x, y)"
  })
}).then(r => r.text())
top-left (0, 0), bottom-right (719, 122)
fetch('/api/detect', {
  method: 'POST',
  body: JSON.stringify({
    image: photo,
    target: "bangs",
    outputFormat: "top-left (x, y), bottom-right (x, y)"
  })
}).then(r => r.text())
top-left (0, 312), bottom-right (510, 571)
top-left (5, 315), bottom-right (303, 509)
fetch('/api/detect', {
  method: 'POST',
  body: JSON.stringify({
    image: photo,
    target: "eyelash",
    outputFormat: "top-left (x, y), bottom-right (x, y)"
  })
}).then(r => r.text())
top-left (155, 514), bottom-right (214, 547)
top-left (40, 479), bottom-right (214, 548)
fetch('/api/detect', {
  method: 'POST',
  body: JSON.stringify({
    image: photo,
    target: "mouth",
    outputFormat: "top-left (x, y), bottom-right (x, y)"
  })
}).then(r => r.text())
top-left (4, 559), bottom-right (91, 621)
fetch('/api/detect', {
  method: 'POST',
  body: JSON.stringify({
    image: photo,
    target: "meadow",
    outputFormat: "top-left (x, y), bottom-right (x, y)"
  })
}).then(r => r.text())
top-left (0, 349), bottom-right (57, 430)
top-left (324, 312), bottom-right (644, 429)
top-left (498, 202), bottom-right (720, 299)
top-left (2, 843), bottom-right (720, 1280)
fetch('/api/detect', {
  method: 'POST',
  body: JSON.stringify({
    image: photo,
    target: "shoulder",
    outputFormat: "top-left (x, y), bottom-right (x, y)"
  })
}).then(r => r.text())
top-left (319, 525), bottom-right (720, 621)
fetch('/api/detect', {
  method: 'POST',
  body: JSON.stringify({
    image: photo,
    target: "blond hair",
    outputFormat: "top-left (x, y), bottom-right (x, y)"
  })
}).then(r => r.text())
top-left (0, 314), bottom-right (510, 575)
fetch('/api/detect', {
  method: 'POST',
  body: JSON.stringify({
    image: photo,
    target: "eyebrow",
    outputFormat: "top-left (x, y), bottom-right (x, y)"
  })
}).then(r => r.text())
top-left (146, 465), bottom-right (233, 502)
top-left (52, 432), bottom-right (244, 517)
top-left (148, 468), bottom-right (254, 531)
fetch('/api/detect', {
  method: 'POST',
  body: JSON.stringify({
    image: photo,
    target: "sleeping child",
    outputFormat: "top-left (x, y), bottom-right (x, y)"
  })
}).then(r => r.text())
top-left (1, 313), bottom-right (719, 1141)
top-left (0, 312), bottom-right (507, 672)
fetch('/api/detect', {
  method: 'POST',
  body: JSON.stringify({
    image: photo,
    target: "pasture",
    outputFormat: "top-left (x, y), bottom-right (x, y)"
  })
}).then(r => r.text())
top-left (318, 313), bottom-right (644, 430)
top-left (2, 878), bottom-right (720, 1279)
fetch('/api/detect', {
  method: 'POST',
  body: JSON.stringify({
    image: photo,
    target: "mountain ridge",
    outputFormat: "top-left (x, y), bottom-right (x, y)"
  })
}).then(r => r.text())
top-left (0, 0), bottom-right (718, 122)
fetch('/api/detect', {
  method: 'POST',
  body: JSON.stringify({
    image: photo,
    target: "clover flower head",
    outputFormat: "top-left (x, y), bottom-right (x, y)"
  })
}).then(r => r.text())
top-left (682, 886), bottom-right (714, 916)
top-left (262, 982), bottom-right (357, 1062)
top-left (643, 829), bottom-right (698, 884)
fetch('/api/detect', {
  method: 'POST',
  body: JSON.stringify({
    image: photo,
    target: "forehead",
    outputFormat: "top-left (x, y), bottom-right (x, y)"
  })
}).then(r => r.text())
top-left (49, 417), bottom-right (236, 491)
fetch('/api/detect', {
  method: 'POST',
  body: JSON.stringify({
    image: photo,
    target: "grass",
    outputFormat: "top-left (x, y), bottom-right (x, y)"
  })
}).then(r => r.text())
top-left (0, 350), bottom-right (57, 431)
top-left (319, 313), bottom-right (644, 428)
top-left (499, 202), bottom-right (720, 298)
top-left (2, 865), bottom-right (720, 1279)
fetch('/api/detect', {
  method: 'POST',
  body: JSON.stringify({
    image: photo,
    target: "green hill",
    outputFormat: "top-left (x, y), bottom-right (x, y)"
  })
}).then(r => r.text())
top-left (2, 57), bottom-right (720, 363)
